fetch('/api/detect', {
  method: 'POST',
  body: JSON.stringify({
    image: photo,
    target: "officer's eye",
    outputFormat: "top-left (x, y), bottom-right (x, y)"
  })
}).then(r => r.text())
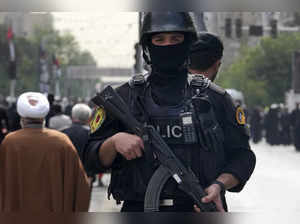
top-left (151, 33), bottom-right (184, 46)
top-left (171, 35), bottom-right (184, 44)
top-left (152, 36), bottom-right (165, 44)
top-left (153, 38), bottom-right (164, 42)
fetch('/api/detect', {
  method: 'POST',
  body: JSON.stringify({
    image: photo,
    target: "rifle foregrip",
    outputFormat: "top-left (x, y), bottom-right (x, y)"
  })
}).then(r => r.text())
top-left (194, 199), bottom-right (218, 212)
top-left (191, 187), bottom-right (218, 212)
top-left (178, 180), bottom-right (218, 212)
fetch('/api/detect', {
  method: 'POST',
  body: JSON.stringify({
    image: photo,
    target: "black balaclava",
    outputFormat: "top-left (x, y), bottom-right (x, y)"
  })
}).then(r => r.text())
top-left (148, 38), bottom-right (190, 75)
top-left (147, 34), bottom-right (191, 106)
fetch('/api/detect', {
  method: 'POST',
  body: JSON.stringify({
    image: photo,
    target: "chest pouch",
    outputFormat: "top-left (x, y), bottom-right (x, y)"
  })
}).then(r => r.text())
top-left (191, 93), bottom-right (224, 153)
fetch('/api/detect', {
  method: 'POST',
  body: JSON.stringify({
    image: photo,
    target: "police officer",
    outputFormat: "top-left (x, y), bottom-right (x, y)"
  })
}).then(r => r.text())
top-left (86, 12), bottom-right (256, 212)
top-left (188, 32), bottom-right (224, 82)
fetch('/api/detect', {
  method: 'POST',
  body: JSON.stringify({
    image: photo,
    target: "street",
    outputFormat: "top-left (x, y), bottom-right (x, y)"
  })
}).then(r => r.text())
top-left (227, 140), bottom-right (300, 212)
top-left (89, 140), bottom-right (300, 212)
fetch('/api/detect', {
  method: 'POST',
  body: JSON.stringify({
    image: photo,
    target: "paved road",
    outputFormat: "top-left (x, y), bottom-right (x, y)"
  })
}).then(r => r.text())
top-left (89, 140), bottom-right (300, 212)
top-left (226, 140), bottom-right (300, 212)
top-left (89, 185), bottom-right (121, 212)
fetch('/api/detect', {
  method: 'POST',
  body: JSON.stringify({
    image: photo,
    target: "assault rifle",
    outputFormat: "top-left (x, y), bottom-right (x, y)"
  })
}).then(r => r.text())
top-left (91, 85), bottom-right (217, 212)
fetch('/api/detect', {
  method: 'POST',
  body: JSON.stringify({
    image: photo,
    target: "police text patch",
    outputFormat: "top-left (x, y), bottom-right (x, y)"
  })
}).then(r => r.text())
top-left (148, 117), bottom-right (196, 144)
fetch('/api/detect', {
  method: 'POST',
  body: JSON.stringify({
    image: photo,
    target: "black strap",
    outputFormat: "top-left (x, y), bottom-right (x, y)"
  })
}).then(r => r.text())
top-left (211, 180), bottom-right (226, 194)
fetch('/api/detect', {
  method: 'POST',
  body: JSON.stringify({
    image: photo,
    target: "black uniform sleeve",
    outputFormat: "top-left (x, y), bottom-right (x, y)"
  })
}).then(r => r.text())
top-left (84, 114), bottom-right (121, 174)
top-left (84, 140), bottom-right (106, 174)
top-left (222, 125), bottom-right (256, 192)
top-left (211, 92), bottom-right (256, 192)
top-left (84, 84), bottom-right (130, 175)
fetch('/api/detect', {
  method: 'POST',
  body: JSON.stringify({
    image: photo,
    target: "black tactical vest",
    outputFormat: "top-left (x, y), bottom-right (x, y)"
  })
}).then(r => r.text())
top-left (108, 74), bottom-right (226, 202)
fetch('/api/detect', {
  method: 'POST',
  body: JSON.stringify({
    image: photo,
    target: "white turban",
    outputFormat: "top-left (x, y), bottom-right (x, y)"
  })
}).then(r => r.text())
top-left (17, 92), bottom-right (50, 118)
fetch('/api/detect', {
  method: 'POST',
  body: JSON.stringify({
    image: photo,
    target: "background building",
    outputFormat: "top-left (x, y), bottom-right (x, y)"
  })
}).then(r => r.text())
top-left (204, 12), bottom-right (299, 69)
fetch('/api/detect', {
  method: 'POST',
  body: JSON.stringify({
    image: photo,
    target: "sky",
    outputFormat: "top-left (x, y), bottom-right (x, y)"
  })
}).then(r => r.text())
top-left (52, 12), bottom-right (139, 68)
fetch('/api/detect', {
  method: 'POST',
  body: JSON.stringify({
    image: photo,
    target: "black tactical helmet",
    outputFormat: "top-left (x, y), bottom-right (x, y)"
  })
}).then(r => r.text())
top-left (140, 12), bottom-right (198, 46)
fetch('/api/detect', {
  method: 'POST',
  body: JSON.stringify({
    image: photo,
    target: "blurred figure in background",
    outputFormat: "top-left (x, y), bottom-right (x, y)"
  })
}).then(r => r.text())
top-left (65, 96), bottom-right (77, 116)
top-left (62, 103), bottom-right (100, 187)
top-left (6, 97), bottom-right (21, 132)
top-left (48, 104), bottom-right (72, 131)
top-left (62, 103), bottom-right (91, 164)
top-left (280, 105), bottom-right (292, 145)
top-left (0, 96), bottom-right (9, 143)
top-left (45, 93), bottom-right (56, 127)
top-left (249, 106), bottom-right (263, 144)
top-left (264, 104), bottom-right (281, 145)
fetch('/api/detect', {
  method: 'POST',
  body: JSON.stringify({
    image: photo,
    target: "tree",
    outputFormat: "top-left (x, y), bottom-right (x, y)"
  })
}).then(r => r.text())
top-left (30, 26), bottom-right (97, 97)
top-left (30, 26), bottom-right (97, 66)
top-left (0, 25), bottom-right (38, 96)
top-left (0, 23), bottom-right (97, 98)
top-left (217, 33), bottom-right (300, 108)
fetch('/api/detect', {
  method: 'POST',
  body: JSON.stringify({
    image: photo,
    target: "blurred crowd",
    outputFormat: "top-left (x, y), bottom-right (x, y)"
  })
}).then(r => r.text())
top-left (247, 103), bottom-right (300, 150)
top-left (2, 93), bottom-right (300, 152)
top-left (0, 94), bottom-right (88, 135)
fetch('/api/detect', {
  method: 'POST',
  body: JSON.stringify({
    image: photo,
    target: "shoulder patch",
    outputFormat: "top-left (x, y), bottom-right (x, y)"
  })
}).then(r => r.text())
top-left (236, 106), bottom-right (246, 125)
top-left (209, 82), bottom-right (226, 95)
top-left (89, 106), bottom-right (106, 134)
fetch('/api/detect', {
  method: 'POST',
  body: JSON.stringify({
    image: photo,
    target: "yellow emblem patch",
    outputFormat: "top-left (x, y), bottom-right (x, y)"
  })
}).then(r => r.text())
top-left (236, 106), bottom-right (246, 125)
top-left (90, 107), bottom-right (106, 134)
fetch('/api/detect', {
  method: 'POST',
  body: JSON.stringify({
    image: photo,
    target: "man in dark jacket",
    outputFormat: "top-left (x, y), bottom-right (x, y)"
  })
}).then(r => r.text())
top-left (62, 103), bottom-right (92, 162)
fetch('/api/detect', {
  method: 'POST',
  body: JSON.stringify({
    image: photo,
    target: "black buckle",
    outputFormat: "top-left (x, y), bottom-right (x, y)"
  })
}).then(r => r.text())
top-left (190, 74), bottom-right (210, 90)
top-left (132, 74), bottom-right (145, 85)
